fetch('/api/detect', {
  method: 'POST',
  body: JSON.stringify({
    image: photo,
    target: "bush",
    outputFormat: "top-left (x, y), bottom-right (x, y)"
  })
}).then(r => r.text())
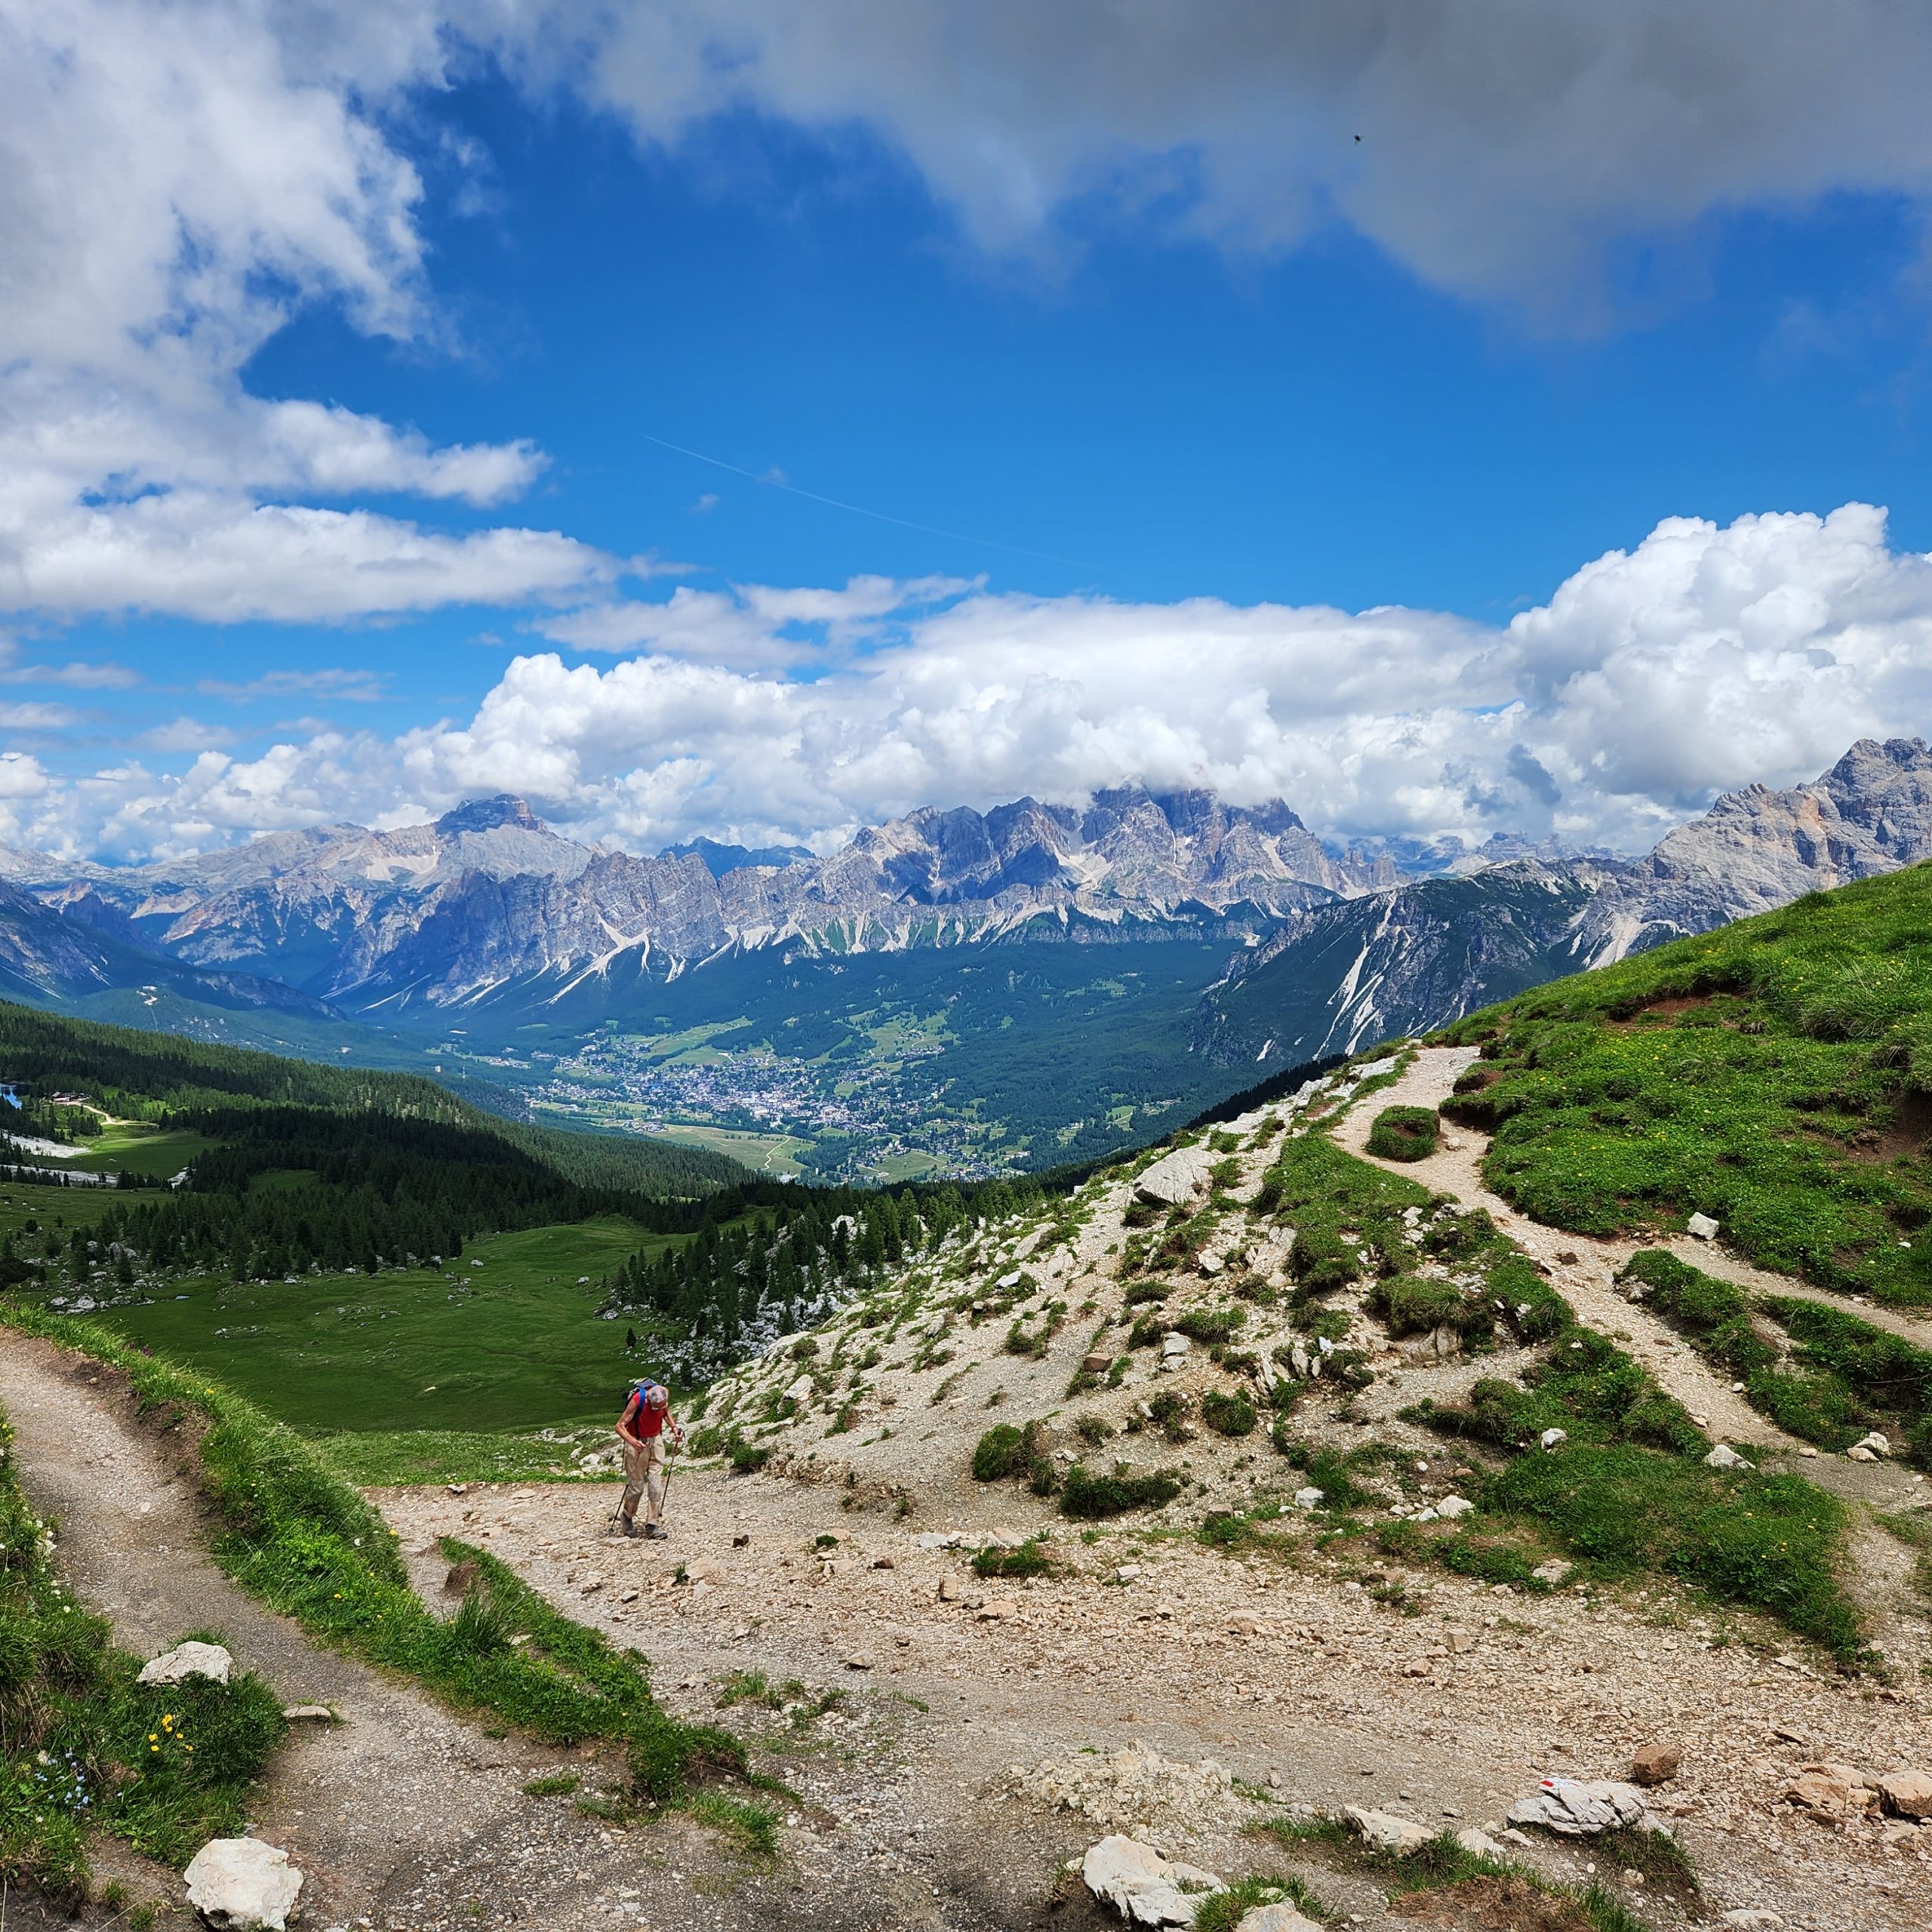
top-left (1367, 1105), bottom-right (1441, 1161)
top-left (1200, 1389), bottom-right (1257, 1438)
top-left (1059, 1463), bottom-right (1183, 1518)
top-left (1075, 1412), bottom-right (1116, 1446)
top-left (973, 1538), bottom-right (1052, 1580)
top-left (1370, 1275), bottom-right (1490, 1342)
top-left (1175, 1305), bottom-right (1244, 1344)
top-left (972, 1423), bottom-right (1027, 1481)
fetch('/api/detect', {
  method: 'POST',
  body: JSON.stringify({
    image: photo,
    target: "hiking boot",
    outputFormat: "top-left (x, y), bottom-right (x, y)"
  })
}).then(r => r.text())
top-left (643, 1523), bottom-right (669, 1540)
top-left (611, 1517), bottom-right (639, 1539)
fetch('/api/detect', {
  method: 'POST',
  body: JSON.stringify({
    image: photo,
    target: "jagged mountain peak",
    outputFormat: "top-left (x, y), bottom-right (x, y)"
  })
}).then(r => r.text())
top-left (434, 795), bottom-right (545, 836)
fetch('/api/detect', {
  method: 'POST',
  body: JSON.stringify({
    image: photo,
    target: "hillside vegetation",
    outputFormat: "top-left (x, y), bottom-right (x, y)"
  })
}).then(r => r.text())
top-left (1438, 862), bottom-right (1932, 1307)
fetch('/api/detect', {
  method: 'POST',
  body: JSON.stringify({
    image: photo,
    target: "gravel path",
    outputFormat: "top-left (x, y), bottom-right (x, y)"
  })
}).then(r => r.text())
top-left (0, 1332), bottom-right (1032, 1932)
top-left (380, 1454), bottom-right (1932, 1932)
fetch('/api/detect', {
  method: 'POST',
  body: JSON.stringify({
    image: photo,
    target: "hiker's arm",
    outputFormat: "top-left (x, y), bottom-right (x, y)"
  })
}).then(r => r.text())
top-left (615, 1398), bottom-right (643, 1448)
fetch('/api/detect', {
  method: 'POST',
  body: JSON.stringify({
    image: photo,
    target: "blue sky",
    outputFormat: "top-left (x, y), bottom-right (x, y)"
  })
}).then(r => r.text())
top-left (7, 4), bottom-right (1932, 862)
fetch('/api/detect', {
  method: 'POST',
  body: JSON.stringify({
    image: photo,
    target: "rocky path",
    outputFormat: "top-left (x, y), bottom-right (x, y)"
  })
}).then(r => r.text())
top-left (381, 1454), bottom-right (1932, 1932)
top-left (1334, 1051), bottom-right (1932, 1511)
top-left (0, 1332), bottom-right (946, 1932)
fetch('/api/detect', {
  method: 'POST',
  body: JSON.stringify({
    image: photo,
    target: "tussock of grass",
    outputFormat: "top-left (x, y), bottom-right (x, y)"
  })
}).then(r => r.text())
top-left (1058, 1462), bottom-right (1182, 1518)
top-left (973, 1537), bottom-right (1053, 1580)
top-left (1367, 1105), bottom-right (1440, 1162)
top-left (1194, 1871), bottom-right (1335, 1930)
top-left (1200, 1389), bottom-right (1257, 1437)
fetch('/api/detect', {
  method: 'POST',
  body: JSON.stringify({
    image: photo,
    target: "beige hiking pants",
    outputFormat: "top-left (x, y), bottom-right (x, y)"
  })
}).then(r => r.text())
top-left (620, 1435), bottom-right (667, 1524)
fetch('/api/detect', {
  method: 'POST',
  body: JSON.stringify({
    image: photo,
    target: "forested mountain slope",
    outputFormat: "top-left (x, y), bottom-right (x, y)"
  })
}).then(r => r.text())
top-left (0, 997), bottom-right (743, 1200)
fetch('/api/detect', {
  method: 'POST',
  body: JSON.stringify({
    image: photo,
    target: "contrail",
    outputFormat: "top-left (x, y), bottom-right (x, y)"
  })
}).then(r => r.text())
top-left (641, 433), bottom-right (1096, 571)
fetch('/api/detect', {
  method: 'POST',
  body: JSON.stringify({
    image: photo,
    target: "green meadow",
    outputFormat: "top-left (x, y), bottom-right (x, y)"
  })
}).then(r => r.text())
top-left (81, 1216), bottom-right (685, 1435)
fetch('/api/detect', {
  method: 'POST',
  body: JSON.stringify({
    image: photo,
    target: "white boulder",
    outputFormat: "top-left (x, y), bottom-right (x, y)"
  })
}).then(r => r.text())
top-left (1292, 1487), bottom-right (1324, 1511)
top-left (1233, 1906), bottom-right (1322, 1932)
top-left (1135, 1149), bottom-right (1217, 1208)
top-left (1539, 1428), bottom-right (1567, 1451)
top-left (1686, 1213), bottom-right (1721, 1240)
top-left (138, 1640), bottom-right (232, 1687)
top-left (1081, 1835), bottom-right (1222, 1926)
top-left (183, 1838), bottom-right (303, 1931)
top-left (1435, 1494), bottom-right (1475, 1519)
top-left (1345, 1805), bottom-right (1433, 1855)
top-left (1507, 1777), bottom-right (1659, 1837)
top-left (1703, 1444), bottom-right (1751, 1470)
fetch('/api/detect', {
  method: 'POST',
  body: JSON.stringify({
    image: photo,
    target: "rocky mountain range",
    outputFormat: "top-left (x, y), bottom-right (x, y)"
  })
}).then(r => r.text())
top-left (1195, 736), bottom-right (1932, 1070)
top-left (3, 739), bottom-right (1929, 1149)
top-left (2, 786), bottom-right (1398, 1022)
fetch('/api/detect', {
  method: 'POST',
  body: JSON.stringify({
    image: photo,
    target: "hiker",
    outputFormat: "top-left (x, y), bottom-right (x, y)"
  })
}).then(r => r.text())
top-left (613, 1378), bottom-right (683, 1540)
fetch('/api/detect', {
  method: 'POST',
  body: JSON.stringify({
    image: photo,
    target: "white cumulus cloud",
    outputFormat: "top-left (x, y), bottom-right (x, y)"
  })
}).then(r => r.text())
top-left (14, 503), bottom-right (1932, 866)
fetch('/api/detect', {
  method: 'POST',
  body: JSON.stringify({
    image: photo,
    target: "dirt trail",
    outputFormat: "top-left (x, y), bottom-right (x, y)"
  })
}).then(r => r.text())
top-left (0, 1333), bottom-right (948, 1932)
top-left (381, 1454), bottom-right (1932, 1932)
top-left (1334, 1051), bottom-right (1931, 1509)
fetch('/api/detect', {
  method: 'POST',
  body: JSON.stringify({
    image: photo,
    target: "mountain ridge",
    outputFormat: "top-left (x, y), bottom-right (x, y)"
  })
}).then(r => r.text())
top-left (11, 784), bottom-right (1403, 1017)
top-left (1196, 735), bottom-right (1932, 1072)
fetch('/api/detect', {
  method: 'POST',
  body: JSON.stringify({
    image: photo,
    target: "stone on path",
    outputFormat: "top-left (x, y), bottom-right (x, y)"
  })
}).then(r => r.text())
top-left (1435, 1494), bottom-right (1473, 1519)
top-left (1719, 1913), bottom-right (1783, 1929)
top-left (1852, 1431), bottom-right (1892, 1457)
top-left (1081, 1834), bottom-right (1222, 1926)
top-left (1507, 1777), bottom-right (1657, 1836)
top-left (280, 1704), bottom-right (335, 1723)
top-left (183, 1837), bottom-right (303, 1930)
top-left (138, 1639), bottom-right (232, 1686)
top-left (1703, 1444), bottom-right (1751, 1470)
top-left (1233, 1906), bottom-right (1321, 1932)
top-left (1531, 1559), bottom-right (1574, 1586)
top-left (1344, 1805), bottom-right (1432, 1855)
top-left (1686, 1212), bottom-right (1721, 1239)
top-left (1629, 1741), bottom-right (1682, 1786)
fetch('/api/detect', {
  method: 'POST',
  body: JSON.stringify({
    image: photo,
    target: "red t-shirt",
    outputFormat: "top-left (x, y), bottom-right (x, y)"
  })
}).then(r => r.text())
top-left (624, 1392), bottom-right (668, 1439)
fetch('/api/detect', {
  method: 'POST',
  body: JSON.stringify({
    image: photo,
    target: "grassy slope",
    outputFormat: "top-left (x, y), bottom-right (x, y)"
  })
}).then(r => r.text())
top-left (89, 1216), bottom-right (685, 1434)
top-left (1437, 863), bottom-right (1932, 1306)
